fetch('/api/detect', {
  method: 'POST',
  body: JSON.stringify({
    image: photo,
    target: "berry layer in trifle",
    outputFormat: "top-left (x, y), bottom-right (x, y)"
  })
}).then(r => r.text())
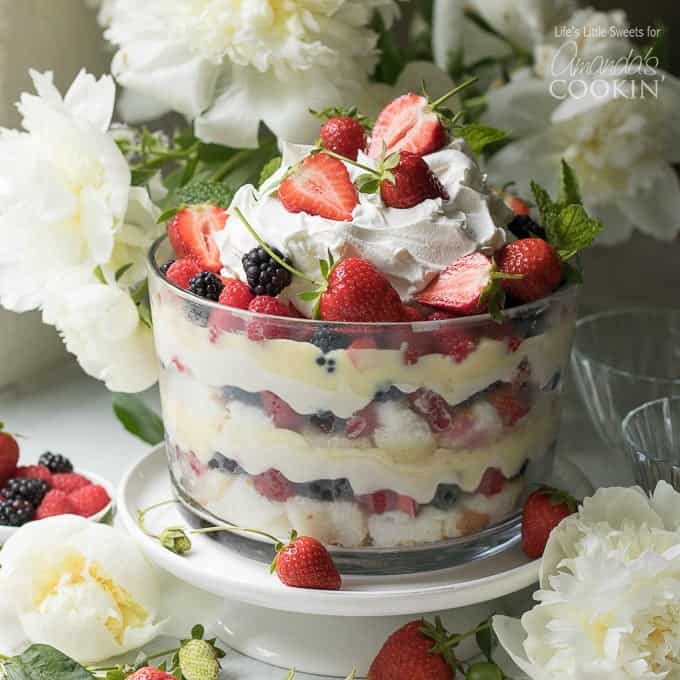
top-left (149, 85), bottom-right (594, 552)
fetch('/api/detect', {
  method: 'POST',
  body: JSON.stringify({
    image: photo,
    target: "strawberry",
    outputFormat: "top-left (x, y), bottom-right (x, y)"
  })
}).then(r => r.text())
top-left (486, 383), bottom-right (530, 428)
top-left (168, 205), bottom-right (228, 273)
top-left (246, 296), bottom-right (293, 341)
top-left (279, 153), bottom-right (358, 222)
top-left (401, 304), bottom-right (424, 322)
top-left (409, 389), bottom-right (452, 432)
top-left (35, 489), bottom-right (74, 520)
top-left (476, 468), bottom-right (505, 497)
top-left (345, 404), bottom-right (377, 439)
top-left (178, 639), bottom-right (221, 680)
top-left (0, 429), bottom-right (19, 488)
top-left (380, 152), bottom-right (448, 209)
top-left (69, 484), bottom-right (110, 517)
top-left (483, 321), bottom-right (522, 352)
top-left (318, 258), bottom-right (403, 322)
top-left (505, 195), bottom-right (532, 216)
top-left (254, 469), bottom-right (294, 502)
top-left (218, 278), bottom-right (254, 309)
top-left (51, 472), bottom-right (91, 494)
top-left (260, 392), bottom-right (304, 431)
top-left (368, 93), bottom-right (448, 159)
top-left (166, 258), bottom-right (202, 290)
top-left (358, 490), bottom-right (418, 517)
top-left (497, 238), bottom-right (562, 303)
top-left (347, 336), bottom-right (378, 368)
top-left (16, 465), bottom-right (52, 487)
top-left (435, 326), bottom-right (478, 363)
top-left (127, 669), bottom-right (176, 680)
top-left (273, 532), bottom-right (341, 590)
top-left (521, 487), bottom-right (577, 559)
top-left (368, 618), bottom-right (456, 680)
top-left (320, 116), bottom-right (366, 160)
top-left (416, 252), bottom-right (502, 316)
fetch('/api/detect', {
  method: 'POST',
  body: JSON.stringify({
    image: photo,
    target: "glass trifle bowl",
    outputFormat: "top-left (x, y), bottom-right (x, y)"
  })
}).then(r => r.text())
top-left (148, 237), bottom-right (579, 573)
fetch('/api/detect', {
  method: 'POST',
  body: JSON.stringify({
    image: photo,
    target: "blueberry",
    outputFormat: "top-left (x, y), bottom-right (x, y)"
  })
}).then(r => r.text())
top-left (332, 478), bottom-right (354, 501)
top-left (311, 327), bottom-right (350, 354)
top-left (298, 478), bottom-right (354, 502)
top-left (208, 453), bottom-right (242, 474)
top-left (311, 411), bottom-right (337, 433)
top-left (185, 301), bottom-right (210, 327)
top-left (374, 386), bottom-right (403, 402)
top-left (222, 386), bottom-right (261, 406)
top-left (431, 483), bottom-right (462, 510)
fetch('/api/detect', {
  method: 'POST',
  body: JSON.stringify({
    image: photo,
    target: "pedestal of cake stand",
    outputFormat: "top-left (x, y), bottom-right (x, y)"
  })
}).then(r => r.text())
top-left (118, 446), bottom-right (592, 678)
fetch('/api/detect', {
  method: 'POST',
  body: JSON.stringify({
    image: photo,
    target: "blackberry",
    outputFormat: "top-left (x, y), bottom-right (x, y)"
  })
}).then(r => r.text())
top-left (0, 499), bottom-right (35, 527)
top-left (208, 453), bottom-right (242, 475)
top-left (3, 478), bottom-right (48, 506)
top-left (310, 327), bottom-right (350, 354)
top-left (431, 483), bottom-right (462, 511)
top-left (507, 214), bottom-right (546, 240)
top-left (159, 259), bottom-right (176, 276)
top-left (188, 272), bottom-right (224, 301)
top-left (38, 451), bottom-right (73, 474)
top-left (310, 411), bottom-right (337, 433)
top-left (242, 246), bottom-right (293, 296)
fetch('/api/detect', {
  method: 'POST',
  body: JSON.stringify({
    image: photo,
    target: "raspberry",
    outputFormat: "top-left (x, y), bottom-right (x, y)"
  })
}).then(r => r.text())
top-left (246, 296), bottom-right (292, 341)
top-left (69, 484), bottom-right (110, 517)
top-left (16, 465), bottom-right (53, 486)
top-left (36, 489), bottom-right (75, 520)
top-left (166, 259), bottom-right (202, 290)
top-left (51, 472), bottom-right (91, 494)
top-left (218, 279), bottom-right (254, 310)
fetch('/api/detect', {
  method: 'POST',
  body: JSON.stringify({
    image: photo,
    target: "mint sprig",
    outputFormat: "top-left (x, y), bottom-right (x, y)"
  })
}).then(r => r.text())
top-left (530, 160), bottom-right (602, 262)
top-left (455, 123), bottom-right (509, 155)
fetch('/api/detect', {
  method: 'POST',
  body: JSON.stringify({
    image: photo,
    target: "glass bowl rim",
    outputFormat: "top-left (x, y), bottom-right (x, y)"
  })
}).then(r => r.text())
top-left (149, 235), bottom-right (579, 328)
top-left (572, 308), bottom-right (680, 385)
top-left (622, 396), bottom-right (680, 456)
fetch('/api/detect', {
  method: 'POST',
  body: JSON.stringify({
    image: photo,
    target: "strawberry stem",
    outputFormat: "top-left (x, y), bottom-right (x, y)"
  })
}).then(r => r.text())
top-left (234, 207), bottom-right (320, 286)
top-left (317, 147), bottom-right (379, 177)
top-left (430, 77), bottom-right (479, 111)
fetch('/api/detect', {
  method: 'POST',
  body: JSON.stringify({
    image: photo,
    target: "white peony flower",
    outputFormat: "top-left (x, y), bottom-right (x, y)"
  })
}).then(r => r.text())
top-left (481, 5), bottom-right (680, 244)
top-left (494, 482), bottom-right (680, 680)
top-left (0, 69), bottom-right (130, 312)
top-left (104, 0), bottom-right (400, 148)
top-left (0, 516), bottom-right (163, 664)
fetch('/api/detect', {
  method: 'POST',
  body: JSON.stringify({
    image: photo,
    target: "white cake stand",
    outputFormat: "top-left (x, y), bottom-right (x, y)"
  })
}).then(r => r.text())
top-left (118, 446), bottom-right (592, 677)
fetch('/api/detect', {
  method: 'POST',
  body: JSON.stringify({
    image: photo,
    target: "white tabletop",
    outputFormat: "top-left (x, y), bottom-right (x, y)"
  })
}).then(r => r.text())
top-left (0, 357), bottom-right (633, 679)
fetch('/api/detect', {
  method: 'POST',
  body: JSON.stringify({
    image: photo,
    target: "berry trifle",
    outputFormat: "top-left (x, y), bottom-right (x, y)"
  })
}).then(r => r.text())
top-left (148, 86), bottom-right (593, 568)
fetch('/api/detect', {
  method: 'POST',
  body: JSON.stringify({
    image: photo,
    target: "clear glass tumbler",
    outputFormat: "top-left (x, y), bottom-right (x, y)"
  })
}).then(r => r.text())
top-left (149, 237), bottom-right (579, 572)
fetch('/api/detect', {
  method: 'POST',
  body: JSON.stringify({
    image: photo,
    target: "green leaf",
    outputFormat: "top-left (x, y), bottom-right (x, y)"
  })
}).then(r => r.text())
top-left (179, 154), bottom-right (200, 187)
top-left (457, 124), bottom-right (508, 155)
top-left (551, 204), bottom-right (602, 261)
top-left (563, 260), bottom-right (584, 284)
top-left (530, 180), bottom-right (559, 232)
top-left (191, 624), bottom-right (205, 640)
top-left (559, 160), bottom-right (582, 207)
top-left (356, 175), bottom-right (381, 194)
top-left (383, 152), bottom-right (400, 170)
top-left (112, 394), bottom-right (164, 445)
top-left (282, 670), bottom-right (296, 680)
top-left (131, 167), bottom-right (158, 187)
top-left (98, 506), bottom-right (115, 526)
top-left (476, 625), bottom-right (497, 661)
top-left (297, 291), bottom-right (321, 302)
top-left (2, 644), bottom-right (93, 680)
top-left (114, 263), bottom-right (134, 282)
top-left (319, 259), bottom-right (330, 279)
top-left (259, 156), bottom-right (282, 187)
top-left (157, 206), bottom-right (182, 224)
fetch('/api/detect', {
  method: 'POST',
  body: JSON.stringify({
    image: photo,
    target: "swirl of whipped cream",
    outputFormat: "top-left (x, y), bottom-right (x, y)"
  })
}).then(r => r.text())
top-left (215, 140), bottom-right (512, 316)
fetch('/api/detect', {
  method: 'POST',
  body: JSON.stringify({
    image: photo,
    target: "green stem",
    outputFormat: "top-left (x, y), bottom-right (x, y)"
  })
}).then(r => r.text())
top-left (233, 207), bottom-right (320, 285)
top-left (190, 525), bottom-right (282, 546)
top-left (430, 77), bottom-right (479, 111)
top-left (319, 148), bottom-right (379, 176)
top-left (137, 499), bottom-right (180, 539)
top-left (212, 149), bottom-right (252, 182)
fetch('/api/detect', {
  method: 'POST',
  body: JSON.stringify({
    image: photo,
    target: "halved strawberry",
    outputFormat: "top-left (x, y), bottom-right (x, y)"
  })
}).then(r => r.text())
top-left (347, 337), bottom-right (378, 368)
top-left (408, 389), bottom-right (452, 433)
top-left (416, 253), bottom-right (500, 316)
top-left (261, 392), bottom-right (305, 431)
top-left (368, 93), bottom-right (447, 159)
top-left (168, 205), bottom-right (228, 273)
top-left (279, 153), bottom-right (358, 222)
top-left (435, 326), bottom-right (478, 363)
top-left (486, 383), bottom-right (530, 428)
top-left (253, 469), bottom-right (294, 502)
top-left (358, 490), bottom-right (418, 517)
top-left (345, 404), bottom-right (377, 439)
top-left (476, 468), bottom-right (505, 497)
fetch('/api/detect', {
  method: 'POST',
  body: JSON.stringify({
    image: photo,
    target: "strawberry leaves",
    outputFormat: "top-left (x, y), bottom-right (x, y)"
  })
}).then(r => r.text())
top-left (531, 160), bottom-right (602, 262)
top-left (452, 124), bottom-right (509, 155)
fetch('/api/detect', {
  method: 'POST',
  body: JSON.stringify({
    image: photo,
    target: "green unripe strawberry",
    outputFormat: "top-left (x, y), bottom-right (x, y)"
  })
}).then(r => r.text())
top-left (178, 639), bottom-right (220, 680)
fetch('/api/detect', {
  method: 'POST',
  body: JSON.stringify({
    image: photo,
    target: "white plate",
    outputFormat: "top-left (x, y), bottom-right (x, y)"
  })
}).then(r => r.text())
top-left (0, 469), bottom-right (115, 543)
top-left (119, 445), bottom-right (546, 617)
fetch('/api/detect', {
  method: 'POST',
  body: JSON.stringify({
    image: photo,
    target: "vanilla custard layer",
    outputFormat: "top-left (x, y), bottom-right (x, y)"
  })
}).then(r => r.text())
top-left (161, 369), bottom-right (560, 503)
top-left (153, 300), bottom-right (574, 419)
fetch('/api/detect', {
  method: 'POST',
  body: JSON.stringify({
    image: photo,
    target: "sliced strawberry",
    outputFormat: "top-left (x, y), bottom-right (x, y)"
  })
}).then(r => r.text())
top-left (401, 304), bottom-right (424, 322)
top-left (279, 153), bottom-right (358, 222)
top-left (416, 253), bottom-right (497, 316)
top-left (168, 205), bottom-right (228, 273)
top-left (487, 383), bottom-right (530, 428)
top-left (368, 93), bottom-right (447, 158)
top-left (347, 336), bottom-right (378, 368)
top-left (484, 321), bottom-right (522, 352)
top-left (435, 326), bottom-right (478, 363)
top-left (261, 392), bottom-right (304, 431)
top-left (477, 467), bottom-right (505, 497)
top-left (437, 404), bottom-right (479, 449)
top-left (253, 469), bottom-right (294, 502)
top-left (408, 389), bottom-right (452, 432)
top-left (358, 490), bottom-right (418, 517)
top-left (345, 404), bottom-right (377, 439)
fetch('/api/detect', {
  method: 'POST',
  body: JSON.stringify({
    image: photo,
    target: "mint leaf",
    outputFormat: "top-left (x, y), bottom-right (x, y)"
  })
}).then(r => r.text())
top-left (258, 156), bottom-right (282, 187)
top-left (563, 261), bottom-right (584, 284)
top-left (552, 204), bottom-right (602, 261)
top-left (559, 160), bottom-right (582, 206)
top-left (530, 180), bottom-right (558, 229)
top-left (2, 645), bottom-right (93, 680)
top-left (457, 124), bottom-right (508, 155)
top-left (112, 394), bottom-right (164, 445)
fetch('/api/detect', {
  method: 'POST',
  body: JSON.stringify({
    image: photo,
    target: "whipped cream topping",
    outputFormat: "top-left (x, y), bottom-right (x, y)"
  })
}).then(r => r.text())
top-left (215, 140), bottom-right (512, 315)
